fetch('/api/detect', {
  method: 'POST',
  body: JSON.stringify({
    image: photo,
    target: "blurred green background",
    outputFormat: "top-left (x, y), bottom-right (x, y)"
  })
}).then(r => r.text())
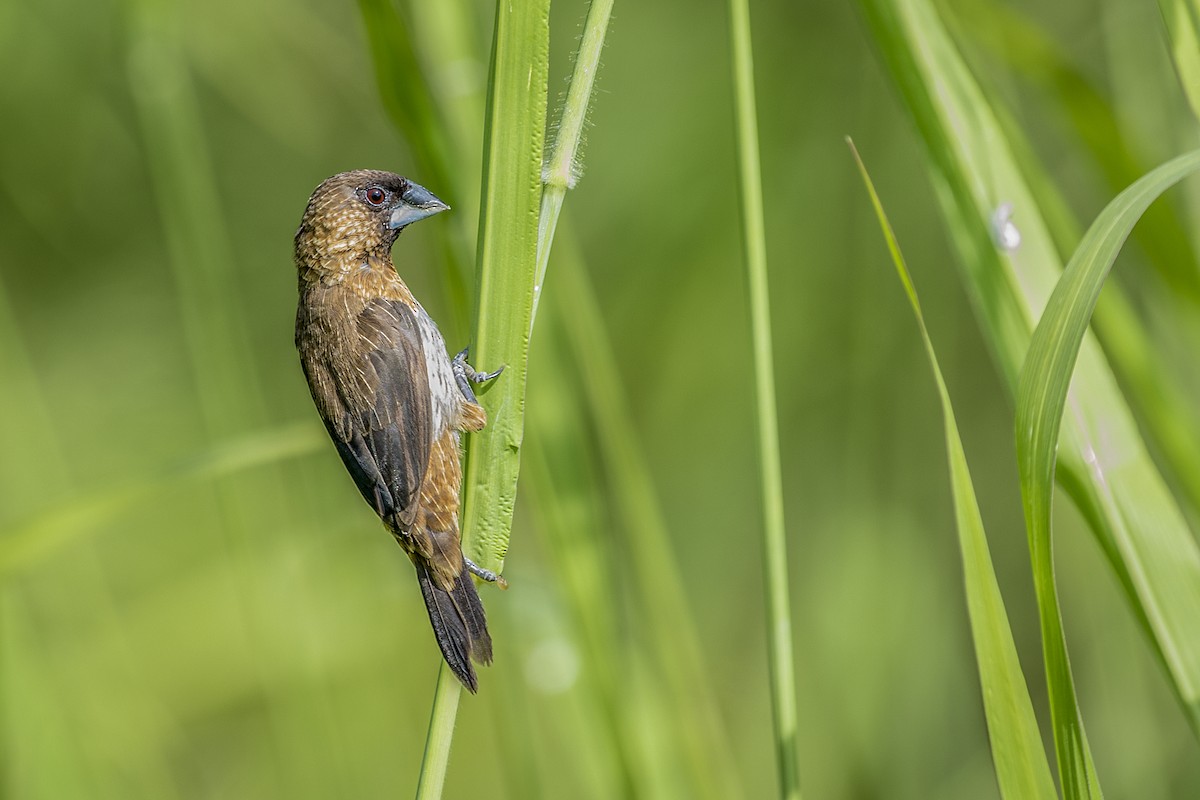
top-left (2, 0), bottom-right (1199, 797)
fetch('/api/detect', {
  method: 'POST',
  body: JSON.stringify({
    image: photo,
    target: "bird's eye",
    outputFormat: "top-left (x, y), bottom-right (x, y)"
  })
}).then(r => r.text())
top-left (365, 186), bottom-right (387, 206)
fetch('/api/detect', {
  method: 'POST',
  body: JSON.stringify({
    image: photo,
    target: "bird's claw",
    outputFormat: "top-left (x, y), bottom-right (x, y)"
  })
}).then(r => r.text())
top-left (453, 347), bottom-right (504, 403)
top-left (464, 556), bottom-right (508, 589)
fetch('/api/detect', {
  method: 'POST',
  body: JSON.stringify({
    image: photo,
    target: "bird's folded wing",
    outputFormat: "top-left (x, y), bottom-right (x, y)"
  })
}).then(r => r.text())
top-left (305, 297), bottom-right (433, 530)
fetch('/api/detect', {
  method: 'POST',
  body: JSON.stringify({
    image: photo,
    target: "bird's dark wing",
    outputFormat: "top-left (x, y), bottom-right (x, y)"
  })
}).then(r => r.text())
top-left (302, 297), bottom-right (432, 530)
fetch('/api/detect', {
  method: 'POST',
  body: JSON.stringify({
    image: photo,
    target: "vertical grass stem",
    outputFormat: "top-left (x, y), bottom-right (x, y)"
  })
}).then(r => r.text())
top-left (414, 665), bottom-right (462, 799)
top-left (726, 1), bottom-right (801, 798)
top-left (533, 0), bottom-right (614, 325)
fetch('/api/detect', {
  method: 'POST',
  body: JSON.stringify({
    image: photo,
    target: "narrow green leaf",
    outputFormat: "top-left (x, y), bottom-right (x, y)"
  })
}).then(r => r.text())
top-left (943, 0), bottom-right (1200, 518)
top-left (1016, 152), bottom-right (1200, 792)
top-left (948, 0), bottom-right (1200, 301)
top-left (458, 0), bottom-right (550, 576)
top-left (551, 234), bottom-right (748, 800)
top-left (357, 0), bottom-right (454, 200)
top-left (850, 139), bottom-right (1058, 800)
top-left (1157, 0), bottom-right (1200, 122)
top-left (356, 0), bottom-right (473, 333)
top-left (860, 0), bottom-right (1200, 751)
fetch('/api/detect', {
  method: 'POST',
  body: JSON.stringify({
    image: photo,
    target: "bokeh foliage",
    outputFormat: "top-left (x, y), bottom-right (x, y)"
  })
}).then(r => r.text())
top-left (1, 0), bottom-right (1199, 797)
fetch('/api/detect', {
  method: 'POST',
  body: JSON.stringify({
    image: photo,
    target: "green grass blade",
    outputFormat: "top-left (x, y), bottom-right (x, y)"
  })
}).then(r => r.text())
top-left (368, 3), bottom-right (740, 797)
top-left (357, 0), bottom-right (473, 332)
top-left (415, 1), bottom-right (549, 797)
top-left (357, 0), bottom-right (455, 203)
top-left (457, 0), bottom-right (550, 576)
top-left (125, 5), bottom-right (337, 792)
top-left (726, 0), bottom-right (800, 797)
top-left (860, 0), bottom-right (1200, 745)
top-left (943, 0), bottom-right (1200, 517)
top-left (1157, 0), bottom-right (1200, 121)
top-left (522, 350), bottom-right (651, 799)
top-left (850, 138), bottom-right (1057, 800)
top-left (551, 238), bottom-right (748, 800)
top-left (948, 0), bottom-right (1199, 300)
top-left (1016, 152), bottom-right (1200, 793)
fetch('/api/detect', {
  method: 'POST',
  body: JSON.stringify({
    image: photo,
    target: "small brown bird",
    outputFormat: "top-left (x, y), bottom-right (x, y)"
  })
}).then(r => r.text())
top-left (294, 170), bottom-right (503, 692)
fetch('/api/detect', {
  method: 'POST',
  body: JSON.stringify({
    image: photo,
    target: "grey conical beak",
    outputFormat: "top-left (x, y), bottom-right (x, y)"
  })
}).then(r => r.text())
top-left (388, 182), bottom-right (450, 229)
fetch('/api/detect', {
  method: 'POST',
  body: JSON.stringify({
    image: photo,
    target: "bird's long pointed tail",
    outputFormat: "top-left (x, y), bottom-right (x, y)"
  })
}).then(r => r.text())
top-left (414, 557), bottom-right (493, 692)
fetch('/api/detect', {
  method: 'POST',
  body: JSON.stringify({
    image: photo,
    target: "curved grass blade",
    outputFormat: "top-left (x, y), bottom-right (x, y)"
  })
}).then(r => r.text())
top-left (1017, 152), bottom-right (1200, 797)
top-left (942, 0), bottom-right (1200, 519)
top-left (850, 139), bottom-right (1057, 800)
top-left (860, 0), bottom-right (1200, 744)
top-left (947, 0), bottom-right (1200, 300)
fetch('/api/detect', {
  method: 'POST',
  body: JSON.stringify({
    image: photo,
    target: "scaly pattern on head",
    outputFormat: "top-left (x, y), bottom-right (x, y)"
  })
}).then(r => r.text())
top-left (296, 170), bottom-right (417, 280)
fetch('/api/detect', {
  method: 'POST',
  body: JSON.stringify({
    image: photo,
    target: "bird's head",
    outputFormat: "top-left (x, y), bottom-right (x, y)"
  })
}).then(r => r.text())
top-left (294, 169), bottom-right (449, 277)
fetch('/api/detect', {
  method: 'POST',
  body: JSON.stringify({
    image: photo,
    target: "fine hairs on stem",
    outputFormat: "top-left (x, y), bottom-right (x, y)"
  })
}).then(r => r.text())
top-left (533, 0), bottom-right (614, 326)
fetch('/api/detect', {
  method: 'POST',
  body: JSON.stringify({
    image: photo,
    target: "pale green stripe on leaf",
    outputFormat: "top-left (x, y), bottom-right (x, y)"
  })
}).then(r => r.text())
top-left (851, 139), bottom-right (1057, 800)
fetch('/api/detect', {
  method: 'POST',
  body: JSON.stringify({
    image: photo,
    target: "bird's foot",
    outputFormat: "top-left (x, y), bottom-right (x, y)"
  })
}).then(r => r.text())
top-left (464, 556), bottom-right (509, 589)
top-left (453, 347), bottom-right (504, 403)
